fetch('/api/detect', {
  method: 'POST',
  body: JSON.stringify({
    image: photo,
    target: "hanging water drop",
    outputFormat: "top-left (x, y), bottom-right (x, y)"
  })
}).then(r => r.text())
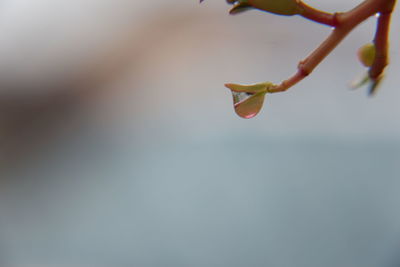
top-left (231, 91), bottom-right (266, 119)
top-left (225, 82), bottom-right (272, 119)
top-left (232, 91), bottom-right (252, 105)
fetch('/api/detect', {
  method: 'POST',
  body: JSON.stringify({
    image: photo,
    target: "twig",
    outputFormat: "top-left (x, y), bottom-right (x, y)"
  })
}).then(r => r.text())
top-left (268, 0), bottom-right (396, 93)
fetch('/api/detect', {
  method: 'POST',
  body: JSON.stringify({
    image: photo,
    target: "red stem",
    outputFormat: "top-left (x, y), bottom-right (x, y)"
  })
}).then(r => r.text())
top-left (299, 2), bottom-right (338, 27)
top-left (269, 0), bottom-right (395, 93)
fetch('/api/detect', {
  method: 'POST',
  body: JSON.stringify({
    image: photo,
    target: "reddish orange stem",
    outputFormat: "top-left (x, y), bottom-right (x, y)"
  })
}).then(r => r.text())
top-left (299, 2), bottom-right (338, 27)
top-left (269, 0), bottom-right (395, 93)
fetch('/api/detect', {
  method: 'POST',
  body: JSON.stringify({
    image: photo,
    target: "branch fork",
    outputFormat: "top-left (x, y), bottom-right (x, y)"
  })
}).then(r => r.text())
top-left (202, 0), bottom-right (397, 118)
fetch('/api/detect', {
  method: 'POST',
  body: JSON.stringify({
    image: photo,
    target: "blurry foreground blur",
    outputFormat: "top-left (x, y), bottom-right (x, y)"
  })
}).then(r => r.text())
top-left (0, 0), bottom-right (400, 266)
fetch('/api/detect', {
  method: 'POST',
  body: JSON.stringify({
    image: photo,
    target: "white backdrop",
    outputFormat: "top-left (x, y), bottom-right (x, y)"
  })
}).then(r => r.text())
top-left (0, 0), bottom-right (399, 266)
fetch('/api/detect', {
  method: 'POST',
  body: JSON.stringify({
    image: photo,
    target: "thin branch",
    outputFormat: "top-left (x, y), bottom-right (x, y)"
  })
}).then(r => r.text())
top-left (268, 0), bottom-right (394, 93)
top-left (298, 2), bottom-right (338, 27)
top-left (369, 12), bottom-right (391, 80)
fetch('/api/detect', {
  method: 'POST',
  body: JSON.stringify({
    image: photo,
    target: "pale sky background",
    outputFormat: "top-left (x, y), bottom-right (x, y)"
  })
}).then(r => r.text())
top-left (0, 0), bottom-right (399, 266)
top-left (0, 0), bottom-right (398, 138)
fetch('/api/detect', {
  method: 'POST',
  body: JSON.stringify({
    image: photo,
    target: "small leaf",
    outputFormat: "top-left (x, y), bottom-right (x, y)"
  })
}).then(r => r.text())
top-left (229, 2), bottom-right (253, 14)
top-left (248, 0), bottom-right (302, 16)
top-left (225, 82), bottom-right (273, 93)
top-left (350, 73), bottom-right (370, 89)
top-left (350, 72), bottom-right (384, 96)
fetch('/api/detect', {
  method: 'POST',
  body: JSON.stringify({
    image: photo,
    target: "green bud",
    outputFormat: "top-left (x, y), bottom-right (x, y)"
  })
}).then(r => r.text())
top-left (358, 43), bottom-right (376, 67)
top-left (248, 0), bottom-right (302, 16)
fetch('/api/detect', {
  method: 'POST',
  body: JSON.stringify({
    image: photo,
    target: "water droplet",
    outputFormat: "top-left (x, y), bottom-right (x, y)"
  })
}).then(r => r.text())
top-left (231, 91), bottom-right (266, 119)
top-left (232, 91), bottom-right (252, 105)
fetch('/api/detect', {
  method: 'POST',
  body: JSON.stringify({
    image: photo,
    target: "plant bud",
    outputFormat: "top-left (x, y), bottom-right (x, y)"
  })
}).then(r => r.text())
top-left (248, 0), bottom-right (302, 16)
top-left (358, 43), bottom-right (376, 67)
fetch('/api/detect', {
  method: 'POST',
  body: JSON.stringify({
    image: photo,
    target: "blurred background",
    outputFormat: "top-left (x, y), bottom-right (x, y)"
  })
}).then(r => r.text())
top-left (0, 0), bottom-right (400, 266)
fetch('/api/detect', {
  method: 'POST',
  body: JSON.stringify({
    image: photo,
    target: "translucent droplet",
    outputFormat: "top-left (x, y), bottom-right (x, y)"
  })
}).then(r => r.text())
top-left (225, 82), bottom-right (272, 118)
top-left (231, 91), bottom-right (266, 119)
top-left (232, 91), bottom-right (252, 105)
